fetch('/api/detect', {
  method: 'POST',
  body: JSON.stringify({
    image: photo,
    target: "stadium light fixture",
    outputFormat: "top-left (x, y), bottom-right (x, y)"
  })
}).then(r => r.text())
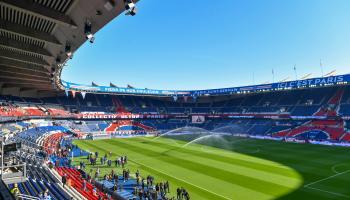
top-left (124, 0), bottom-right (137, 16)
top-left (84, 21), bottom-right (95, 43)
top-left (125, 0), bottom-right (135, 10)
top-left (65, 43), bottom-right (73, 59)
top-left (125, 7), bottom-right (137, 16)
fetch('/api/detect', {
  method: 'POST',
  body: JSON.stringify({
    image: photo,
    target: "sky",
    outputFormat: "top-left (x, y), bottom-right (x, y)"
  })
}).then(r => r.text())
top-left (62, 0), bottom-right (350, 90)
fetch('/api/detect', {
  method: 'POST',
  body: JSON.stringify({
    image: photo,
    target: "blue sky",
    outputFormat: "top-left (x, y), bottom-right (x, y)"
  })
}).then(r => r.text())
top-left (62, 0), bottom-right (350, 90)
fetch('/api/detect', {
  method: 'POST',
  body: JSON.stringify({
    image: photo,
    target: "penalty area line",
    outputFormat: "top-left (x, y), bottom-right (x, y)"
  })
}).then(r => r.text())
top-left (304, 170), bottom-right (350, 199)
top-left (304, 186), bottom-right (350, 199)
top-left (304, 169), bottom-right (350, 187)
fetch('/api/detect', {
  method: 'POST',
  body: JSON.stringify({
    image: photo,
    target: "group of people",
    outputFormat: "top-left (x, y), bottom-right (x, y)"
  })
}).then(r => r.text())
top-left (115, 155), bottom-right (128, 168)
top-left (78, 160), bottom-right (86, 170)
top-left (78, 150), bottom-right (190, 200)
top-left (87, 152), bottom-right (98, 166)
top-left (155, 181), bottom-right (170, 198)
top-left (176, 187), bottom-right (190, 200)
top-left (61, 173), bottom-right (72, 188)
top-left (132, 172), bottom-right (173, 200)
top-left (122, 168), bottom-right (130, 182)
top-left (134, 187), bottom-right (158, 200)
top-left (86, 152), bottom-right (128, 169)
top-left (39, 189), bottom-right (52, 200)
top-left (83, 154), bottom-right (179, 200)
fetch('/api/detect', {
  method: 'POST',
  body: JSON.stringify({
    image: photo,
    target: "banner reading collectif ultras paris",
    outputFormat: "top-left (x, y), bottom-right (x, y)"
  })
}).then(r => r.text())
top-left (61, 74), bottom-right (350, 96)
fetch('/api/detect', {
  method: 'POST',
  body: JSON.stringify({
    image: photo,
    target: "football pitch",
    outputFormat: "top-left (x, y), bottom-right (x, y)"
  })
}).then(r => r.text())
top-left (73, 136), bottom-right (350, 200)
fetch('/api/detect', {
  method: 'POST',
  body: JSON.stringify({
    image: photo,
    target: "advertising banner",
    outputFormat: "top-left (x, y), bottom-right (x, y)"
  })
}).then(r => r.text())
top-left (62, 74), bottom-right (350, 97)
top-left (192, 115), bottom-right (205, 124)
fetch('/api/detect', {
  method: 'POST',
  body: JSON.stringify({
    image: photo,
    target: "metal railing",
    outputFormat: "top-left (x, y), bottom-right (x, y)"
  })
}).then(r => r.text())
top-left (15, 194), bottom-right (40, 200)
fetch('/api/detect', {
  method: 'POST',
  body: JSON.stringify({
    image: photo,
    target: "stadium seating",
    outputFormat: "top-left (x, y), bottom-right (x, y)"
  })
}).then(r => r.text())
top-left (42, 132), bottom-right (67, 155)
top-left (2, 84), bottom-right (350, 200)
top-left (105, 120), bottom-right (155, 133)
top-left (0, 85), bottom-right (349, 119)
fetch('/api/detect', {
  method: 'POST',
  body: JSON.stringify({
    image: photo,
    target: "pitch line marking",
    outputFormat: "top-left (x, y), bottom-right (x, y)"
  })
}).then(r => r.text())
top-left (130, 158), bottom-right (232, 200)
top-left (331, 163), bottom-right (350, 174)
top-left (331, 164), bottom-right (340, 174)
top-left (304, 169), bottom-right (350, 187)
top-left (304, 169), bottom-right (350, 199)
top-left (305, 186), bottom-right (350, 199)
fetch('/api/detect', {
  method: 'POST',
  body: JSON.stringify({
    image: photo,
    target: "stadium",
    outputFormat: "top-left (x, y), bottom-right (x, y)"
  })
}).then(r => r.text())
top-left (0, 0), bottom-right (350, 200)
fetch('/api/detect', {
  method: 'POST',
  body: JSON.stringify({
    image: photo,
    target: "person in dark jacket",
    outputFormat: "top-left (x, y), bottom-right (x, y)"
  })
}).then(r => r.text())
top-left (62, 174), bottom-right (67, 188)
top-left (176, 188), bottom-right (181, 200)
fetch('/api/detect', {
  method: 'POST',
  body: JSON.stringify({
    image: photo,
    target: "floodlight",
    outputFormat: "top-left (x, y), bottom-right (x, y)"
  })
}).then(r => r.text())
top-left (124, 0), bottom-right (137, 16)
top-left (125, 0), bottom-right (135, 10)
top-left (84, 21), bottom-right (95, 43)
top-left (65, 44), bottom-right (73, 58)
top-left (125, 7), bottom-right (137, 16)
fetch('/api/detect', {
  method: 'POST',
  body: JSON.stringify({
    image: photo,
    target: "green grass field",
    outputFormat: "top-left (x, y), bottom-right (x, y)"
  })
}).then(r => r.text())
top-left (73, 136), bottom-right (350, 200)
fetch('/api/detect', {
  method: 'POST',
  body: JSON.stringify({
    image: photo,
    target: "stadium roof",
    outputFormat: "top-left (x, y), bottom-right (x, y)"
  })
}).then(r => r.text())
top-left (0, 0), bottom-right (133, 97)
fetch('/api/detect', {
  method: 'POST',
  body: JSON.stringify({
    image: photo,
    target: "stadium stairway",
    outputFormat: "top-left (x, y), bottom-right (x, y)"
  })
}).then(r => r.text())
top-left (7, 165), bottom-right (71, 200)
top-left (341, 133), bottom-right (350, 142)
top-left (56, 167), bottom-right (107, 200)
top-left (27, 165), bottom-right (70, 200)
top-left (105, 120), bottom-right (155, 132)
top-left (314, 88), bottom-right (344, 117)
